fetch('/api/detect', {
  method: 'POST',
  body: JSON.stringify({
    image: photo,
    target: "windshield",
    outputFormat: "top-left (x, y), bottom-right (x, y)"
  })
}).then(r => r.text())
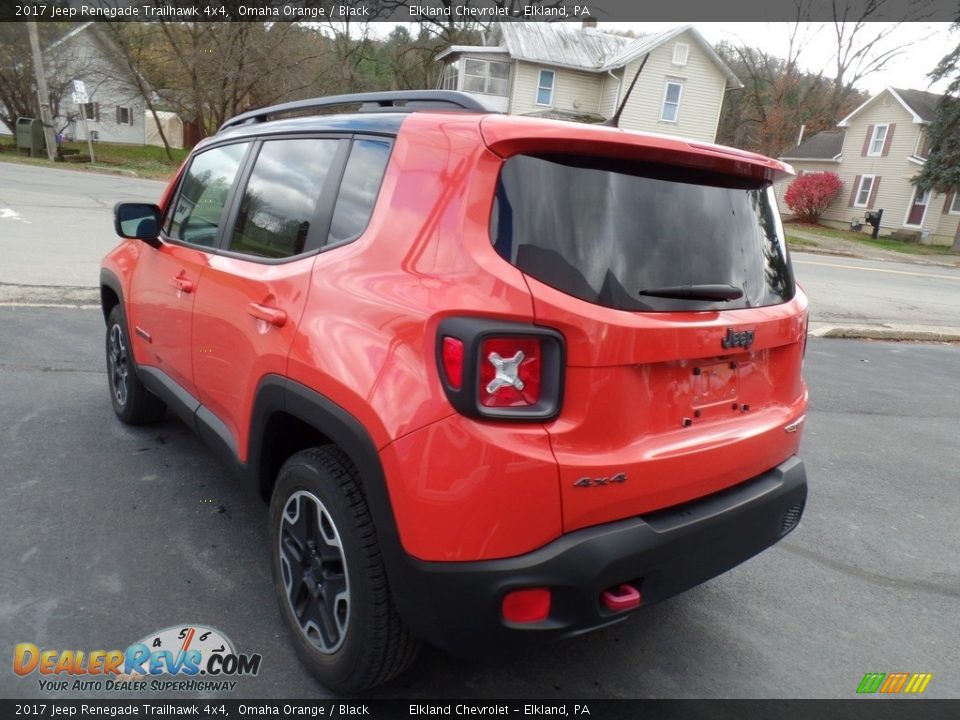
top-left (491, 154), bottom-right (794, 312)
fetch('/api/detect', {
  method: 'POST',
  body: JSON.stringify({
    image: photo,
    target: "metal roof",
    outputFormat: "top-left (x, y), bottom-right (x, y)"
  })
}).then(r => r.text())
top-left (493, 23), bottom-right (636, 71)
top-left (476, 24), bottom-right (741, 89)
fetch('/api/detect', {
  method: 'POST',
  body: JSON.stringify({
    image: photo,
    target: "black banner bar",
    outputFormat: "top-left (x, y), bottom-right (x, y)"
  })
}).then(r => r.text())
top-left (1, 0), bottom-right (958, 23)
top-left (2, 700), bottom-right (960, 720)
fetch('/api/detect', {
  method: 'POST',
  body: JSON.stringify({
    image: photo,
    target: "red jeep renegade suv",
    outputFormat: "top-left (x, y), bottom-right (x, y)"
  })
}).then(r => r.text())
top-left (101, 91), bottom-right (808, 691)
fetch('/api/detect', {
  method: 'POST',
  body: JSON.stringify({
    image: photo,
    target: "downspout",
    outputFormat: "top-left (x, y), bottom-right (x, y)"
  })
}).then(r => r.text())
top-left (605, 69), bottom-right (621, 119)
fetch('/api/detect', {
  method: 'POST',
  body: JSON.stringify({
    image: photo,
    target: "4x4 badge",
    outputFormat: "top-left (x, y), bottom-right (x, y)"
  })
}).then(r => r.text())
top-left (721, 328), bottom-right (754, 350)
top-left (573, 472), bottom-right (627, 488)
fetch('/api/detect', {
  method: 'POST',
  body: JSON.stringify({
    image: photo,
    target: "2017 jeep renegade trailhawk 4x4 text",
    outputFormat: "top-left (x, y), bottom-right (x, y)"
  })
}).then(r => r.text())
top-left (101, 91), bottom-right (808, 692)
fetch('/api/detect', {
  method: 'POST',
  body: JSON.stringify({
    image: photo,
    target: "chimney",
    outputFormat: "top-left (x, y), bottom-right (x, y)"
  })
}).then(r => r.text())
top-left (582, 18), bottom-right (597, 30)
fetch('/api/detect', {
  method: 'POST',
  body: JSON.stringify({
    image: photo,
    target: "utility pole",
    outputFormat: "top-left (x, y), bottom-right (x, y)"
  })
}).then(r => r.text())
top-left (26, 21), bottom-right (58, 162)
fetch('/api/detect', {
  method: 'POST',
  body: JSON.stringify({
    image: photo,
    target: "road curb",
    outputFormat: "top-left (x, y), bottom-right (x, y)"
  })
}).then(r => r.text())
top-left (0, 283), bottom-right (99, 307)
top-left (810, 326), bottom-right (960, 343)
top-left (788, 245), bottom-right (859, 259)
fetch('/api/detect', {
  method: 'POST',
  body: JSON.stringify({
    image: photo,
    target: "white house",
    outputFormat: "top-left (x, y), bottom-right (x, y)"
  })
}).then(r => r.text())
top-left (436, 22), bottom-right (742, 142)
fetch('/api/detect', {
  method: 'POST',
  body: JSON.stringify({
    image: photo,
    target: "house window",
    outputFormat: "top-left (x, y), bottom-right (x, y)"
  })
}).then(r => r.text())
top-left (116, 106), bottom-right (132, 125)
top-left (536, 69), bottom-right (555, 106)
top-left (81, 102), bottom-right (97, 121)
top-left (854, 175), bottom-right (875, 207)
top-left (463, 59), bottom-right (509, 96)
top-left (440, 63), bottom-right (459, 91)
top-left (660, 81), bottom-right (683, 122)
top-left (868, 124), bottom-right (888, 156)
top-left (950, 193), bottom-right (960, 214)
top-left (672, 42), bottom-right (689, 66)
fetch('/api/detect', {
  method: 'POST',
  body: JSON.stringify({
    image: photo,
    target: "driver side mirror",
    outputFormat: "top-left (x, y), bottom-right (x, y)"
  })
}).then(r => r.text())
top-left (114, 203), bottom-right (162, 244)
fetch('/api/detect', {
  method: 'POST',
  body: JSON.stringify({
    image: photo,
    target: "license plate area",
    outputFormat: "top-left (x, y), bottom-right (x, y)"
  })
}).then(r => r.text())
top-left (691, 360), bottom-right (740, 410)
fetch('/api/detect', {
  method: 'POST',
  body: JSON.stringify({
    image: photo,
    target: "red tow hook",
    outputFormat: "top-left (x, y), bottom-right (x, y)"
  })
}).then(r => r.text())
top-left (601, 584), bottom-right (642, 612)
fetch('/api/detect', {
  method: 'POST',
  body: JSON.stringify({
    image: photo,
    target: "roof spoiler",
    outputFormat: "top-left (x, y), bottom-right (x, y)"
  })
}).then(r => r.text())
top-left (219, 90), bottom-right (493, 133)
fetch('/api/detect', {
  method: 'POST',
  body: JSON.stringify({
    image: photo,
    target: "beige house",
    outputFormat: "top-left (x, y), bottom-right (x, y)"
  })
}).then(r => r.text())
top-left (777, 87), bottom-right (955, 246)
top-left (436, 22), bottom-right (742, 142)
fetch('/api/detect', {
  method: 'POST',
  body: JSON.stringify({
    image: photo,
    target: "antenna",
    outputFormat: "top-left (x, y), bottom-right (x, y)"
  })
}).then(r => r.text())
top-left (604, 53), bottom-right (650, 128)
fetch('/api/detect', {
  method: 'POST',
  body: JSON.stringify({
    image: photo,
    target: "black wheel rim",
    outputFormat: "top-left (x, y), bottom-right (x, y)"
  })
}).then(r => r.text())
top-left (108, 324), bottom-right (129, 407)
top-left (279, 491), bottom-right (350, 654)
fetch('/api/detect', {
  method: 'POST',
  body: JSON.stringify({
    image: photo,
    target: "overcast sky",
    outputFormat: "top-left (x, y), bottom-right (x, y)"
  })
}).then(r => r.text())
top-left (609, 22), bottom-right (957, 95)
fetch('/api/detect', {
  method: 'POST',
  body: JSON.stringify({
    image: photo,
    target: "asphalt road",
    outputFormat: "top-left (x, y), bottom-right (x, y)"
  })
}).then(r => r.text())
top-left (1, 306), bottom-right (957, 700)
top-left (793, 254), bottom-right (960, 334)
top-left (0, 163), bottom-right (166, 289)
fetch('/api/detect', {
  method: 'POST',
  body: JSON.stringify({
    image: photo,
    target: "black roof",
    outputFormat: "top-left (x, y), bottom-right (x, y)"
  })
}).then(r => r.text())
top-left (893, 88), bottom-right (942, 123)
top-left (783, 130), bottom-right (845, 160)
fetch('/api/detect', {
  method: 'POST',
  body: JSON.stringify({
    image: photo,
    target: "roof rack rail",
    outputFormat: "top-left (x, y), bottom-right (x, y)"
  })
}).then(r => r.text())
top-left (219, 90), bottom-right (492, 133)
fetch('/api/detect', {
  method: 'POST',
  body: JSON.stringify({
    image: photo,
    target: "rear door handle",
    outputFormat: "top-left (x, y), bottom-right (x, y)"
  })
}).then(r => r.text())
top-left (248, 303), bottom-right (287, 328)
top-left (172, 277), bottom-right (194, 294)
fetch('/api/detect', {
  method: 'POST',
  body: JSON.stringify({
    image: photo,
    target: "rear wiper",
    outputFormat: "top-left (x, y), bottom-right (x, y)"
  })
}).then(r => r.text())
top-left (637, 284), bottom-right (744, 301)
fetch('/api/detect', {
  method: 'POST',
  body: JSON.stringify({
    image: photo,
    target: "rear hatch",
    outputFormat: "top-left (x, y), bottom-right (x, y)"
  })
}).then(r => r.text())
top-left (482, 118), bottom-right (808, 533)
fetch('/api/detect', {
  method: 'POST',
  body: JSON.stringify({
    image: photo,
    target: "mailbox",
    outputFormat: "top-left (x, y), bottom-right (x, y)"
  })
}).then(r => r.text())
top-left (15, 117), bottom-right (45, 157)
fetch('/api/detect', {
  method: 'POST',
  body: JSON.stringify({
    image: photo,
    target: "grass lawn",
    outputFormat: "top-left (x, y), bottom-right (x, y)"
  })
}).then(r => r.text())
top-left (0, 140), bottom-right (187, 180)
top-left (785, 222), bottom-right (957, 256)
top-left (786, 235), bottom-right (819, 248)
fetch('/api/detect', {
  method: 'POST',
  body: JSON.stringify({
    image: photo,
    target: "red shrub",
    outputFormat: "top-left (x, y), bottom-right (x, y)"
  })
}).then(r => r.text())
top-left (784, 172), bottom-right (844, 223)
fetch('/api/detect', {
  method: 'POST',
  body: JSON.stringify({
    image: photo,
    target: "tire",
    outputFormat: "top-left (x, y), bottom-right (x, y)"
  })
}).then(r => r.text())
top-left (269, 446), bottom-right (420, 692)
top-left (105, 305), bottom-right (166, 425)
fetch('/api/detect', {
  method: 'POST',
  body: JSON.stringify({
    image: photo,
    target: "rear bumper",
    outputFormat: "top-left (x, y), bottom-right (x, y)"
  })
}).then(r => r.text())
top-left (391, 456), bottom-right (807, 655)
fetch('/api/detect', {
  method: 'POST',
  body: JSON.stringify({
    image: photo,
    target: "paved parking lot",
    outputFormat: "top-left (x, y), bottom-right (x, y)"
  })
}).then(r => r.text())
top-left (1, 306), bottom-right (958, 699)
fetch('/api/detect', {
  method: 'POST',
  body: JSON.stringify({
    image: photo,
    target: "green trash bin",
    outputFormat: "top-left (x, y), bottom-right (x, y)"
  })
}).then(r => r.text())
top-left (16, 117), bottom-right (46, 157)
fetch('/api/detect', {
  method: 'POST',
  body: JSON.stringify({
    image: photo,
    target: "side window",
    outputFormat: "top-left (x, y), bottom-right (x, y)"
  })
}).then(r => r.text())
top-left (165, 143), bottom-right (249, 248)
top-left (661, 81), bottom-right (683, 122)
top-left (328, 140), bottom-right (391, 246)
top-left (536, 70), bottom-right (555, 106)
top-left (228, 138), bottom-right (339, 259)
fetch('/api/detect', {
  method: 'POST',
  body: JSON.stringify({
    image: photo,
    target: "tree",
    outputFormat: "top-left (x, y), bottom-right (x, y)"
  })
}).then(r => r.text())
top-left (0, 21), bottom-right (77, 135)
top-left (715, 39), bottom-right (865, 157)
top-left (784, 172), bottom-right (844, 223)
top-left (825, 0), bottom-right (936, 120)
top-left (912, 22), bottom-right (960, 251)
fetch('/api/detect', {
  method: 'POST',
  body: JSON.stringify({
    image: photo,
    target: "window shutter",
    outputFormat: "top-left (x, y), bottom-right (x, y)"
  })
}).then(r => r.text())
top-left (881, 123), bottom-right (895, 157)
top-left (94, 102), bottom-right (100, 122)
top-left (867, 177), bottom-right (881, 208)
top-left (116, 107), bottom-right (121, 124)
top-left (848, 175), bottom-right (862, 206)
top-left (129, 109), bottom-right (134, 126)
top-left (943, 192), bottom-right (955, 214)
top-left (861, 125), bottom-right (874, 156)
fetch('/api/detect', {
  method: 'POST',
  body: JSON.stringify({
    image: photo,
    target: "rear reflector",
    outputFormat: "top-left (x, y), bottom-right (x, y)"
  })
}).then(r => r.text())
top-left (479, 338), bottom-right (542, 407)
top-left (501, 588), bottom-right (551, 623)
top-left (601, 584), bottom-right (642, 612)
top-left (441, 336), bottom-right (464, 390)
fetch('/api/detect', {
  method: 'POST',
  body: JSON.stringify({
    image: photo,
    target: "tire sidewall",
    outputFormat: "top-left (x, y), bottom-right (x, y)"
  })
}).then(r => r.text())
top-left (105, 306), bottom-right (133, 420)
top-left (268, 456), bottom-right (377, 690)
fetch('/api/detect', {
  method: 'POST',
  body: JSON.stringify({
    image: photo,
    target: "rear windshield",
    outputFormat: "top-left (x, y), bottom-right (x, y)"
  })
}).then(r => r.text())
top-left (491, 154), bottom-right (794, 312)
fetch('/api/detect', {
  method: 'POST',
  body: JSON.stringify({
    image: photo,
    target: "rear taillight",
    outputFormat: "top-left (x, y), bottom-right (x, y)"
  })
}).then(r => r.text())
top-left (437, 318), bottom-right (564, 421)
top-left (441, 337), bottom-right (464, 390)
top-left (479, 338), bottom-right (541, 407)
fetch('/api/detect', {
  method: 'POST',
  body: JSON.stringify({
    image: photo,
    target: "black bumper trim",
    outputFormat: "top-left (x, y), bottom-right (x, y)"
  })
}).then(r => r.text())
top-left (390, 456), bottom-right (807, 655)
